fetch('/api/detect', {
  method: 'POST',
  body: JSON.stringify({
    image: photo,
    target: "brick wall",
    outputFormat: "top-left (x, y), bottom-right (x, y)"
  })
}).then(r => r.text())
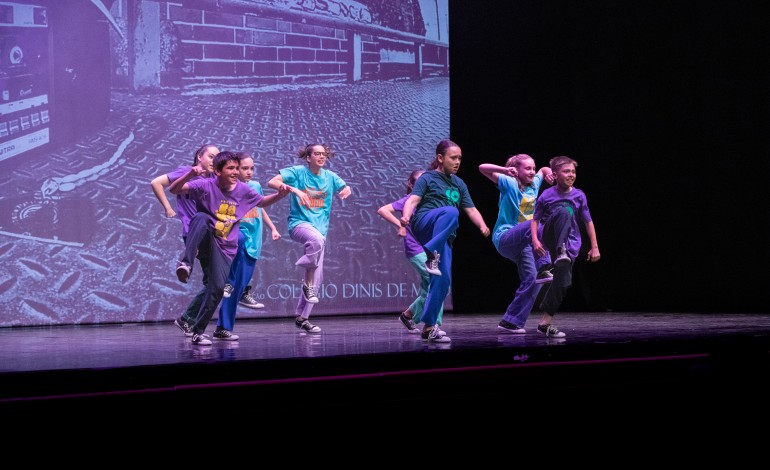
top-left (110, 0), bottom-right (448, 92)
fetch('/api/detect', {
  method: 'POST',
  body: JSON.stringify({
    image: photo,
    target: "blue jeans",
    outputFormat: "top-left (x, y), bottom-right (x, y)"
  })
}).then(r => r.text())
top-left (217, 231), bottom-right (257, 332)
top-left (411, 206), bottom-right (458, 328)
top-left (496, 222), bottom-right (542, 328)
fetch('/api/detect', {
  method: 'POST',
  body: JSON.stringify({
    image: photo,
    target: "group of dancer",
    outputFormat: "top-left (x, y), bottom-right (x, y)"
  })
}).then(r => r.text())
top-left (151, 139), bottom-right (599, 346)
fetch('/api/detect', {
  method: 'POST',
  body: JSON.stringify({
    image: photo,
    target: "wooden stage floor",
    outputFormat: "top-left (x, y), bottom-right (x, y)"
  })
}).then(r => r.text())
top-left (2, 311), bottom-right (769, 424)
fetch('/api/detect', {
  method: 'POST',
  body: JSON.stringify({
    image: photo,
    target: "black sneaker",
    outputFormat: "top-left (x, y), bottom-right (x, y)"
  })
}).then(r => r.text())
top-left (498, 320), bottom-right (526, 334)
top-left (174, 318), bottom-right (193, 337)
top-left (302, 282), bottom-right (319, 304)
top-left (191, 333), bottom-right (212, 345)
top-left (554, 244), bottom-right (571, 267)
top-left (239, 291), bottom-right (265, 309)
top-left (535, 268), bottom-right (554, 285)
top-left (399, 312), bottom-right (420, 333)
top-left (537, 324), bottom-right (566, 338)
top-left (213, 328), bottom-right (239, 341)
top-left (421, 326), bottom-right (451, 343)
top-left (295, 317), bottom-right (321, 333)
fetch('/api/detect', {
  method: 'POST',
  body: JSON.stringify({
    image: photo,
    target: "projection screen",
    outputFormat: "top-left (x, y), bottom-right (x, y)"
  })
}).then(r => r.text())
top-left (0, 0), bottom-right (450, 326)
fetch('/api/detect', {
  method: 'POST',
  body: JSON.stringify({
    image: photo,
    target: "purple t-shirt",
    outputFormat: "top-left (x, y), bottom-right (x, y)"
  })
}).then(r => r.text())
top-left (167, 166), bottom-right (213, 237)
top-left (532, 186), bottom-right (592, 259)
top-left (186, 178), bottom-right (264, 260)
top-left (391, 195), bottom-right (424, 258)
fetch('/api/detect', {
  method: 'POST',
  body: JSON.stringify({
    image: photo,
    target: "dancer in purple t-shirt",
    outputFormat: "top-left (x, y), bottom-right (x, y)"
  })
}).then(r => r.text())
top-left (168, 151), bottom-right (290, 345)
top-left (531, 156), bottom-right (601, 338)
top-left (377, 170), bottom-right (445, 334)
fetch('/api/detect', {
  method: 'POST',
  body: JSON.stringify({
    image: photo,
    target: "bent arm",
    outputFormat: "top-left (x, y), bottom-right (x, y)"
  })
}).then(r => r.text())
top-left (150, 174), bottom-right (176, 217)
top-left (478, 163), bottom-right (514, 184)
top-left (538, 166), bottom-right (554, 185)
top-left (377, 203), bottom-right (401, 229)
top-left (168, 166), bottom-right (202, 195)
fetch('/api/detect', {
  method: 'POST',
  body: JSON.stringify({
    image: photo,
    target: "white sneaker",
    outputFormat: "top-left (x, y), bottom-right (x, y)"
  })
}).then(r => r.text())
top-left (424, 251), bottom-right (441, 276)
top-left (223, 284), bottom-right (234, 298)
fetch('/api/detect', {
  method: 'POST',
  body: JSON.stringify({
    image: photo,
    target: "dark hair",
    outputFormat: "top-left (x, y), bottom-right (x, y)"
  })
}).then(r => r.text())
top-left (297, 143), bottom-right (334, 160)
top-left (212, 150), bottom-right (240, 171)
top-left (435, 139), bottom-right (458, 156)
top-left (429, 139), bottom-right (459, 170)
top-left (549, 155), bottom-right (577, 172)
top-left (192, 144), bottom-right (218, 165)
top-left (406, 169), bottom-right (424, 194)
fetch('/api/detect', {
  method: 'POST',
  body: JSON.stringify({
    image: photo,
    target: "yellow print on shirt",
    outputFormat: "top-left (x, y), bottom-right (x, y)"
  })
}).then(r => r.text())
top-left (303, 188), bottom-right (327, 209)
top-left (517, 196), bottom-right (535, 224)
top-left (215, 201), bottom-right (237, 238)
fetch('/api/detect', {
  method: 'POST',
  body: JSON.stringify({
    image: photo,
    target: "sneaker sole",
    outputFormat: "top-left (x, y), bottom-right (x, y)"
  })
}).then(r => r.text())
top-left (239, 302), bottom-right (265, 309)
top-left (176, 267), bottom-right (190, 283)
top-left (497, 325), bottom-right (526, 334)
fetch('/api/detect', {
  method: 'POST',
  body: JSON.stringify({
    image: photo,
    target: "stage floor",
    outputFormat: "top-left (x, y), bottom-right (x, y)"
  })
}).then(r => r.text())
top-left (2, 311), bottom-right (769, 420)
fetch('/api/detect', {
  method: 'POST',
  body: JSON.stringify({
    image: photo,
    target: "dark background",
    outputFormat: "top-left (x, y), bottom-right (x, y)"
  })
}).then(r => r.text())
top-left (448, 0), bottom-right (769, 314)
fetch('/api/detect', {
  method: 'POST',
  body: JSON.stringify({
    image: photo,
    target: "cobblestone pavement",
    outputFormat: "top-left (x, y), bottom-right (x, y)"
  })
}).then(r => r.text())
top-left (0, 77), bottom-right (450, 326)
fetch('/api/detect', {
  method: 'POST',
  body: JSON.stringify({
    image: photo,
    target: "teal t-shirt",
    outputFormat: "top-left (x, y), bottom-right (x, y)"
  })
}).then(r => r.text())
top-left (240, 180), bottom-right (265, 259)
top-left (280, 165), bottom-right (347, 237)
top-left (491, 173), bottom-right (543, 251)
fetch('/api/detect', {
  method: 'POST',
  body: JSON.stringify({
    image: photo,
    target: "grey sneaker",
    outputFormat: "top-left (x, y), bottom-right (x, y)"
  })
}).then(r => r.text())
top-left (222, 284), bottom-right (234, 298)
top-left (425, 250), bottom-right (441, 276)
top-left (239, 287), bottom-right (265, 309)
top-left (302, 282), bottom-right (319, 304)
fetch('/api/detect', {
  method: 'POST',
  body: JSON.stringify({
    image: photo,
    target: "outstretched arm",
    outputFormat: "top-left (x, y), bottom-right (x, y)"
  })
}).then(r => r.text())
top-left (585, 220), bottom-right (600, 262)
top-left (257, 184), bottom-right (291, 208)
top-left (478, 163), bottom-right (516, 185)
top-left (269, 174), bottom-right (311, 207)
top-left (464, 206), bottom-right (491, 237)
top-left (150, 174), bottom-right (176, 217)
